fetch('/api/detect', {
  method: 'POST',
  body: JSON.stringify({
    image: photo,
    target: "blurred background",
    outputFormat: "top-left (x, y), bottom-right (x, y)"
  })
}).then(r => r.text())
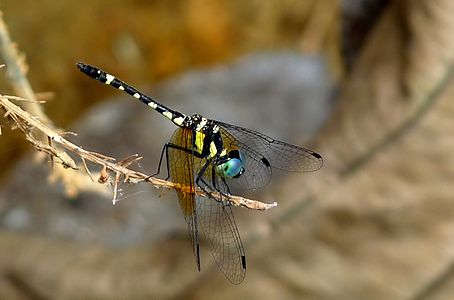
top-left (0, 0), bottom-right (453, 299)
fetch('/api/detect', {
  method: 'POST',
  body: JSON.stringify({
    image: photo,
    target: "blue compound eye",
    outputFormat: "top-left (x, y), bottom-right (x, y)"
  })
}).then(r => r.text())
top-left (216, 158), bottom-right (244, 178)
top-left (216, 149), bottom-right (246, 178)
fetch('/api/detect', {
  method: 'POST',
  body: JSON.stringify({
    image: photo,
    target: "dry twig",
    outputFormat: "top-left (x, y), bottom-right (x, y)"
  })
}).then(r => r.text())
top-left (0, 95), bottom-right (277, 210)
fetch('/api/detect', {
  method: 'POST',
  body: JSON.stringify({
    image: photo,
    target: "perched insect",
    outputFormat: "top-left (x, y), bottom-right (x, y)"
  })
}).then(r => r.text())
top-left (77, 62), bottom-right (323, 284)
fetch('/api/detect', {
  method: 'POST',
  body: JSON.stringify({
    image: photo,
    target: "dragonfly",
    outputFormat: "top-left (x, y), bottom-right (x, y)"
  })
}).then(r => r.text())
top-left (77, 62), bottom-right (323, 284)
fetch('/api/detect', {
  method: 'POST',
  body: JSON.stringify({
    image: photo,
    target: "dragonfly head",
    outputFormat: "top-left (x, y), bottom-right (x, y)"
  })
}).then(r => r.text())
top-left (215, 149), bottom-right (245, 179)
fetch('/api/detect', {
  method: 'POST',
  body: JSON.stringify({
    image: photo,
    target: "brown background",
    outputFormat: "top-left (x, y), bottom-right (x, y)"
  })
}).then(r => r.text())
top-left (1, 0), bottom-right (454, 299)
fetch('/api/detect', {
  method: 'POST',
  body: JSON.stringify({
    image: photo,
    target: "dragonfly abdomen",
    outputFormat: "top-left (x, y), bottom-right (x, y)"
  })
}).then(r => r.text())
top-left (76, 63), bottom-right (188, 127)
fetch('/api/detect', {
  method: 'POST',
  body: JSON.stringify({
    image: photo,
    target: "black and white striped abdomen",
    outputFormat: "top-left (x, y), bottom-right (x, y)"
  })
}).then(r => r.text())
top-left (77, 62), bottom-right (188, 127)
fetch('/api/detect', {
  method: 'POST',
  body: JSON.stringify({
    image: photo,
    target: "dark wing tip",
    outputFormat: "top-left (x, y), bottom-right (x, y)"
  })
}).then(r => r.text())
top-left (229, 256), bottom-right (247, 285)
top-left (261, 157), bottom-right (271, 168)
top-left (241, 255), bottom-right (247, 269)
top-left (309, 151), bottom-right (324, 171)
top-left (311, 152), bottom-right (322, 159)
top-left (196, 243), bottom-right (201, 271)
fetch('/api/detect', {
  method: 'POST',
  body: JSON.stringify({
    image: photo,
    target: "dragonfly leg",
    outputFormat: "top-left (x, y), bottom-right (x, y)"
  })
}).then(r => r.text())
top-left (209, 164), bottom-right (233, 196)
top-left (154, 143), bottom-right (228, 201)
top-left (148, 143), bottom-right (207, 181)
top-left (195, 159), bottom-right (231, 202)
top-left (195, 159), bottom-right (219, 198)
top-left (148, 143), bottom-right (170, 180)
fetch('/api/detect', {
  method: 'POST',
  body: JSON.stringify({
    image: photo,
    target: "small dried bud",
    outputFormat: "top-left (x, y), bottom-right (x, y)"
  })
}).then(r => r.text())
top-left (98, 166), bottom-right (109, 184)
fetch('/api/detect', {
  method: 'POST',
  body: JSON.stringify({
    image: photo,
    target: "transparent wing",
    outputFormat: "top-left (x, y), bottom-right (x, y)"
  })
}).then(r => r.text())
top-left (168, 128), bottom-right (201, 270)
top-left (169, 128), bottom-right (246, 284)
top-left (197, 166), bottom-right (247, 284)
top-left (219, 128), bottom-right (272, 191)
top-left (217, 121), bottom-right (323, 189)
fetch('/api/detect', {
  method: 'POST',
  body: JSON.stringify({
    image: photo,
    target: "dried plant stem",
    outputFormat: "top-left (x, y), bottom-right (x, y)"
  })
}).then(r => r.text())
top-left (0, 96), bottom-right (276, 210)
top-left (0, 12), bottom-right (50, 126)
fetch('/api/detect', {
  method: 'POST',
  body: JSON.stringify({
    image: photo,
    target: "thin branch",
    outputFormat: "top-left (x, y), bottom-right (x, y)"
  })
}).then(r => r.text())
top-left (0, 15), bottom-right (48, 131)
top-left (3, 95), bottom-right (46, 104)
top-left (0, 96), bottom-right (277, 211)
top-left (81, 156), bottom-right (95, 182)
top-left (113, 171), bottom-right (121, 205)
top-left (0, 12), bottom-right (50, 125)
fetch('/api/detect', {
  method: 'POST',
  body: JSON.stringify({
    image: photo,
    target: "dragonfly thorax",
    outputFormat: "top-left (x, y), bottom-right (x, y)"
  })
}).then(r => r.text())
top-left (188, 114), bottom-right (246, 178)
top-left (188, 114), bottom-right (225, 159)
top-left (185, 114), bottom-right (212, 131)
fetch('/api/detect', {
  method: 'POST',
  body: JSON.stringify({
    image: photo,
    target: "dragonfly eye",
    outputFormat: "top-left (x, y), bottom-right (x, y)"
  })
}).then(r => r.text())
top-left (216, 158), bottom-right (244, 178)
top-left (216, 150), bottom-right (246, 178)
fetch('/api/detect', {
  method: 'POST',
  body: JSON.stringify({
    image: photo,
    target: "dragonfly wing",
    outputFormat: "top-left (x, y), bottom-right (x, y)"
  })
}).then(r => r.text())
top-left (216, 127), bottom-right (271, 190)
top-left (217, 121), bottom-right (323, 177)
top-left (168, 128), bottom-right (246, 283)
top-left (196, 166), bottom-right (247, 284)
top-left (168, 128), bottom-right (201, 270)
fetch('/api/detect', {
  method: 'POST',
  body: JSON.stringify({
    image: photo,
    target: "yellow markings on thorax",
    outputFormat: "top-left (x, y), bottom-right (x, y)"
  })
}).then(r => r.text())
top-left (193, 132), bottom-right (221, 158)
top-left (194, 132), bottom-right (205, 154)
top-left (209, 142), bottom-right (218, 157)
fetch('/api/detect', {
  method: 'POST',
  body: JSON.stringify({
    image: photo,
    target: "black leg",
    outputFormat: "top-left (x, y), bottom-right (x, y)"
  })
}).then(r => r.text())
top-left (220, 175), bottom-right (233, 196)
top-left (164, 143), bottom-right (172, 181)
top-left (152, 145), bottom-right (231, 201)
top-left (195, 158), bottom-right (212, 193)
top-left (195, 158), bottom-right (231, 202)
top-left (212, 165), bottom-right (233, 197)
top-left (148, 142), bottom-right (204, 181)
top-left (149, 143), bottom-right (170, 179)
